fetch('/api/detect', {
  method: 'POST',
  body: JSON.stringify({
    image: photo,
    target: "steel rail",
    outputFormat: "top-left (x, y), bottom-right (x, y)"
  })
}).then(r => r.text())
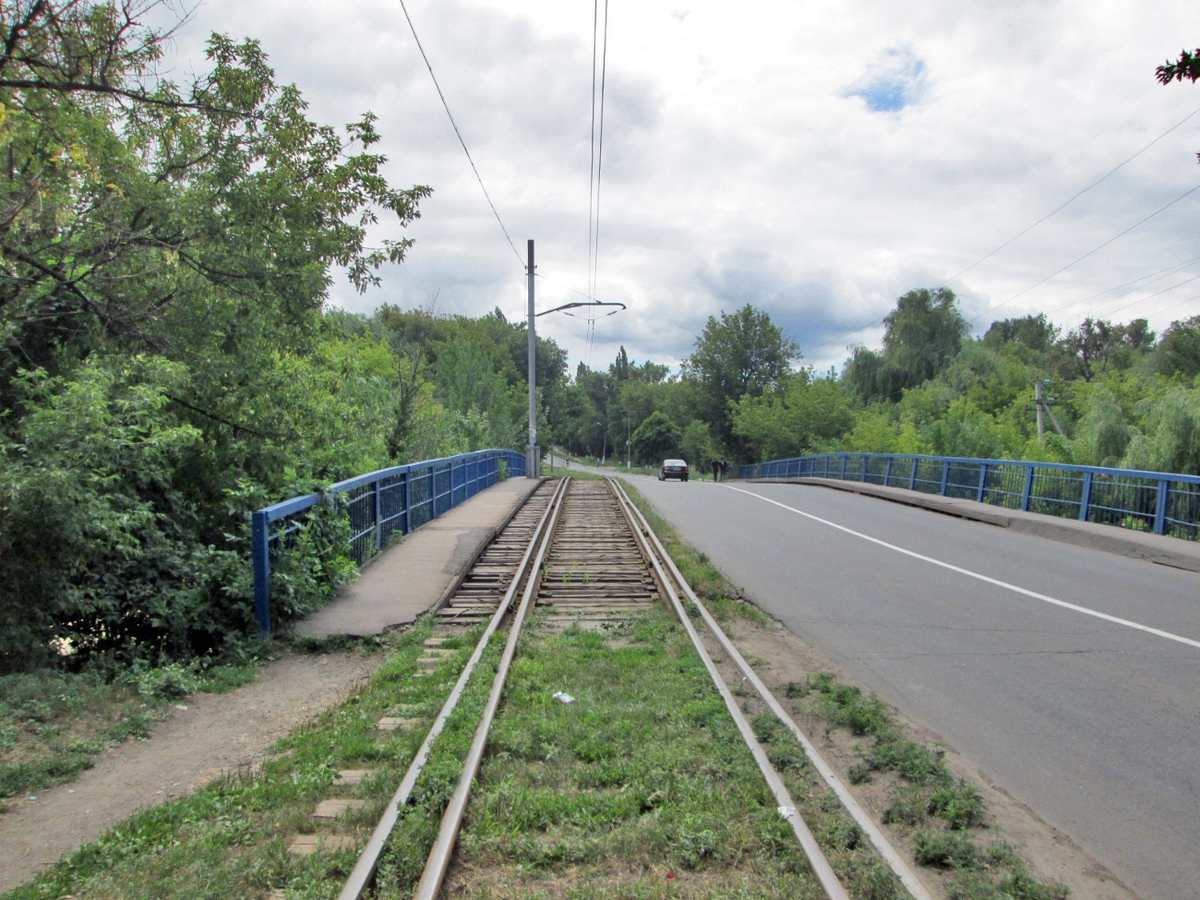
top-left (608, 478), bottom-right (852, 900)
top-left (616, 481), bottom-right (936, 900)
top-left (337, 477), bottom-right (568, 900)
top-left (411, 478), bottom-right (572, 900)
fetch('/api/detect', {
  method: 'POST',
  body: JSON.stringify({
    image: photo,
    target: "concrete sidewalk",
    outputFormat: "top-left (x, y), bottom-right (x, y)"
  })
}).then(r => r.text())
top-left (294, 477), bottom-right (544, 638)
top-left (749, 476), bottom-right (1200, 574)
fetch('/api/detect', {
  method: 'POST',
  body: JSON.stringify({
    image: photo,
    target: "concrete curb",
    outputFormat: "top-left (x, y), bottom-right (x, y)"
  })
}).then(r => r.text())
top-left (427, 477), bottom-right (546, 616)
top-left (744, 477), bottom-right (1200, 575)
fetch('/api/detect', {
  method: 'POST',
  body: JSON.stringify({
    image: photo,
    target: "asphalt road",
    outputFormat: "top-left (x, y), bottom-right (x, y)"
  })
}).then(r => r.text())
top-left (620, 473), bottom-right (1200, 900)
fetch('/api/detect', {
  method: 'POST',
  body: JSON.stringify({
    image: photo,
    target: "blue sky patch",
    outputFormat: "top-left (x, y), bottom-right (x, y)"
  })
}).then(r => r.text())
top-left (846, 47), bottom-right (927, 112)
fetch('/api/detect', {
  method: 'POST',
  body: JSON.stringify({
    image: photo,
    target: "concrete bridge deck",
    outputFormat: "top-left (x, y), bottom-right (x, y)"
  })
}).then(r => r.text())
top-left (294, 477), bottom-right (543, 638)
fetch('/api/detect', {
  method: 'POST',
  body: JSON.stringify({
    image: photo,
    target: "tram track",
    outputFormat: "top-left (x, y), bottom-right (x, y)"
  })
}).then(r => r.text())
top-left (336, 476), bottom-right (932, 900)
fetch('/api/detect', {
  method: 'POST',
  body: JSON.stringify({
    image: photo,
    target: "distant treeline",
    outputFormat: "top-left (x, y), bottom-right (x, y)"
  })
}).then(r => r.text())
top-left (561, 289), bottom-right (1200, 482)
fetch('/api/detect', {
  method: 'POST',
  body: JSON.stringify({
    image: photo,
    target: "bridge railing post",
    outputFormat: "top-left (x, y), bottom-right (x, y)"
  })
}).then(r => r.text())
top-left (1079, 471), bottom-right (1094, 522)
top-left (252, 510), bottom-right (272, 634)
top-left (1154, 479), bottom-right (1170, 535)
top-left (1022, 465), bottom-right (1035, 512)
top-left (373, 475), bottom-right (383, 554)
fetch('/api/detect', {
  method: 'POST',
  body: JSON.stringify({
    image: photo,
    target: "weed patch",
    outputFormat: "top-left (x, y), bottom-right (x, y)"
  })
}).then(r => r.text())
top-left (438, 614), bottom-right (828, 899)
top-left (789, 672), bottom-right (1070, 899)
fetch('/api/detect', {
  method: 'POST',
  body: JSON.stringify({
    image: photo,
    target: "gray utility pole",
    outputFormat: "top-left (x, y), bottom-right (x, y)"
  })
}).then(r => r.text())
top-left (1035, 380), bottom-right (1067, 443)
top-left (526, 240), bottom-right (540, 477)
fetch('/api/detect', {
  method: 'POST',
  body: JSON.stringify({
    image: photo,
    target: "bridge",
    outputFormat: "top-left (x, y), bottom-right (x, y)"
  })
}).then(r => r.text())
top-left (255, 450), bottom-right (1200, 900)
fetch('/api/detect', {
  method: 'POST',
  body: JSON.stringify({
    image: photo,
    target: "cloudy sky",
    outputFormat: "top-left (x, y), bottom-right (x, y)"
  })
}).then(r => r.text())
top-left (161, 0), bottom-right (1200, 374)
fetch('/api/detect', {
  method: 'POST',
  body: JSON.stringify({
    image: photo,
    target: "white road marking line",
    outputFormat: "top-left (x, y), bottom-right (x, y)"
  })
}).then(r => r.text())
top-left (727, 485), bottom-right (1200, 651)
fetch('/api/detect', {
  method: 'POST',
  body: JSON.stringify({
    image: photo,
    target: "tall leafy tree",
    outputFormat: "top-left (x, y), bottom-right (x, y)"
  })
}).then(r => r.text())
top-left (845, 287), bottom-right (968, 402)
top-left (0, 1), bottom-right (435, 670)
top-left (630, 410), bottom-right (681, 464)
top-left (1151, 316), bottom-right (1200, 379)
top-left (732, 371), bottom-right (854, 460)
top-left (0, 2), bottom-right (430, 402)
top-left (1058, 318), bottom-right (1154, 382)
top-left (683, 304), bottom-right (800, 451)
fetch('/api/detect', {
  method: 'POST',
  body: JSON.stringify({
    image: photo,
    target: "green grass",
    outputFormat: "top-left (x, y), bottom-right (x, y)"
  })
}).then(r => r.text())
top-left (421, 613), bottom-right (838, 900)
top-left (2, 606), bottom-right (918, 900)
top-left (0, 659), bottom-right (259, 804)
top-left (0, 621), bottom-right (469, 899)
top-left (0, 537), bottom-right (1069, 900)
top-left (784, 672), bottom-right (1070, 899)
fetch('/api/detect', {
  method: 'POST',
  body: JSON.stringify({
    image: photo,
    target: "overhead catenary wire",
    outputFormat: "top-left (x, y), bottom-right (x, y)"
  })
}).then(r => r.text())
top-left (398, 0), bottom-right (524, 268)
top-left (584, 0), bottom-right (611, 367)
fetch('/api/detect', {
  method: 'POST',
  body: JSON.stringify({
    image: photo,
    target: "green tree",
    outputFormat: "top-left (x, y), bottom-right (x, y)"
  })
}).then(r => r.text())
top-left (1122, 387), bottom-right (1200, 475)
top-left (1058, 318), bottom-right (1154, 382)
top-left (0, 2), bottom-right (438, 670)
top-left (846, 287), bottom-right (969, 403)
top-left (678, 419), bottom-right (714, 471)
top-left (631, 410), bottom-right (682, 464)
top-left (0, 4), bottom-right (430, 404)
top-left (982, 313), bottom-right (1063, 371)
top-left (1150, 316), bottom-right (1200, 379)
top-left (1072, 387), bottom-right (1134, 467)
top-left (1157, 47), bottom-right (1200, 163)
top-left (683, 304), bottom-right (800, 452)
top-left (731, 371), bottom-right (854, 460)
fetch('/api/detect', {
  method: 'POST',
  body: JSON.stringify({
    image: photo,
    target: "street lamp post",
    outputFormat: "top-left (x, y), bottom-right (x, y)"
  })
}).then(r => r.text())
top-left (597, 422), bottom-right (607, 465)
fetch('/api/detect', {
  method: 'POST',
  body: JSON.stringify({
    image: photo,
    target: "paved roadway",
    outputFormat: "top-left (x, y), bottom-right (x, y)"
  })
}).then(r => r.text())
top-left (621, 473), bottom-right (1199, 900)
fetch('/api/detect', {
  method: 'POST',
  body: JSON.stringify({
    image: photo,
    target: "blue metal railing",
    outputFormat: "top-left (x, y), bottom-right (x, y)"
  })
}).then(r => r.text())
top-left (738, 453), bottom-right (1200, 542)
top-left (251, 449), bottom-right (526, 633)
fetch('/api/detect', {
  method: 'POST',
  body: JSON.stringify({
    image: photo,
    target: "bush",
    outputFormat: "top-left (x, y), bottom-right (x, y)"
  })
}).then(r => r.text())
top-left (914, 829), bottom-right (978, 869)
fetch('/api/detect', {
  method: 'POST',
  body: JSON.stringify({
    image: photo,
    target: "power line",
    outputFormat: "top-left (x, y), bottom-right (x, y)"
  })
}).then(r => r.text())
top-left (799, 106), bottom-right (1200, 356)
top-left (1099, 272), bottom-right (1200, 320)
top-left (1143, 291), bottom-right (1200, 320)
top-left (398, 0), bottom-right (524, 267)
top-left (964, 181), bottom-right (1200, 324)
top-left (947, 103), bottom-right (1200, 285)
top-left (1078, 256), bottom-right (1200, 319)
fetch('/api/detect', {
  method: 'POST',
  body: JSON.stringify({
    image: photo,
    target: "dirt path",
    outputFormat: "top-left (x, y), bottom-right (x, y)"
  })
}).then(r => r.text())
top-left (0, 648), bottom-right (383, 894)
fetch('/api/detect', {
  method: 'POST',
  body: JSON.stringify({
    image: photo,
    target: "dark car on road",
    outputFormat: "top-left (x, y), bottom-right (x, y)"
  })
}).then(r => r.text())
top-left (659, 459), bottom-right (689, 481)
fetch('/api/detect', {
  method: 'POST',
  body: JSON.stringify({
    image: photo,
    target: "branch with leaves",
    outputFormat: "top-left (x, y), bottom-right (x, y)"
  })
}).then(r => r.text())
top-left (1157, 47), bottom-right (1200, 163)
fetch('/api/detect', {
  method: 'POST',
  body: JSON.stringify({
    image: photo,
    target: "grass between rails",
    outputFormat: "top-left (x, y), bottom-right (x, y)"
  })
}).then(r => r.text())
top-left (0, 659), bottom-right (259, 807)
top-left (406, 610), bottom-right (898, 900)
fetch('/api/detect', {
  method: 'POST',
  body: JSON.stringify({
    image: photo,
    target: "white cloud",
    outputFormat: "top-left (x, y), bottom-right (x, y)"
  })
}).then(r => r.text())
top-left (163, 0), bottom-right (1200, 373)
